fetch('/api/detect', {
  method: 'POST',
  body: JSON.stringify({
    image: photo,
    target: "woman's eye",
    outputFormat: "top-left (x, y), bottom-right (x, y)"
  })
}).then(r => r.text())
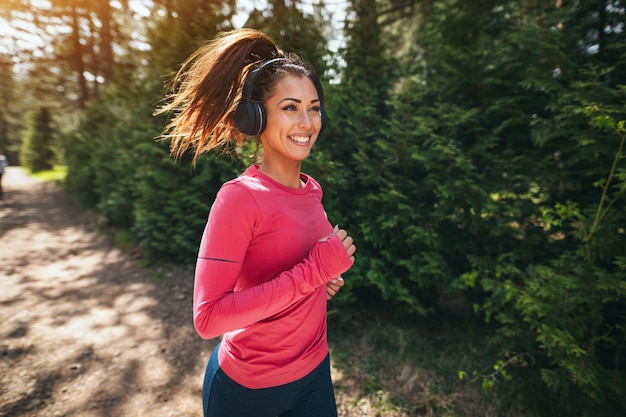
top-left (310, 105), bottom-right (321, 112)
top-left (282, 104), bottom-right (297, 111)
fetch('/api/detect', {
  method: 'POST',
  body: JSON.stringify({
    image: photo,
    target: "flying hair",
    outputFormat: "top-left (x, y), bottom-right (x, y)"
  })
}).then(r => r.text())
top-left (154, 29), bottom-right (282, 163)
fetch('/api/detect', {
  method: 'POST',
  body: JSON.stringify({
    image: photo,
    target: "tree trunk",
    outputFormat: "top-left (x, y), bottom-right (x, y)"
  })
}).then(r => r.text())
top-left (69, 5), bottom-right (88, 108)
top-left (98, 0), bottom-right (114, 82)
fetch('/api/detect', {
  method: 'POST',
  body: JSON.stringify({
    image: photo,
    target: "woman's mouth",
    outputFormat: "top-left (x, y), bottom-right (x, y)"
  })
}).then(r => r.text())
top-left (289, 135), bottom-right (311, 144)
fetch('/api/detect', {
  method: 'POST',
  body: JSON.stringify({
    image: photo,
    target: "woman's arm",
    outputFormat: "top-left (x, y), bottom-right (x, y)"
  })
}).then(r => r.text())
top-left (192, 184), bottom-right (353, 340)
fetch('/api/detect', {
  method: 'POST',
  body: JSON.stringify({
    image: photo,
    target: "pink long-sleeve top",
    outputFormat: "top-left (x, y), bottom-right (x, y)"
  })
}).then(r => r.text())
top-left (193, 164), bottom-right (353, 389)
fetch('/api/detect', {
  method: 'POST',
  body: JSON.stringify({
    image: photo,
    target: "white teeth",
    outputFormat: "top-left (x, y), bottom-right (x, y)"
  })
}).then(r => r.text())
top-left (290, 135), bottom-right (309, 143)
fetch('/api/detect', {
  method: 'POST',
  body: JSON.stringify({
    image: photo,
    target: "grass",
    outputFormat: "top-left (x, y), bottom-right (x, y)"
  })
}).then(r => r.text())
top-left (328, 304), bottom-right (531, 417)
top-left (28, 165), bottom-right (68, 183)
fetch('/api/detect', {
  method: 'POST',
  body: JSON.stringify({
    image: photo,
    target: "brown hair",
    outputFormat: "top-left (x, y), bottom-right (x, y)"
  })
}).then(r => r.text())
top-left (155, 28), bottom-right (316, 162)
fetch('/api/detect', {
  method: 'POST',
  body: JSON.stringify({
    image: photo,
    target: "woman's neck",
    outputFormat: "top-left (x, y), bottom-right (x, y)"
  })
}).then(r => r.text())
top-left (258, 161), bottom-right (303, 189)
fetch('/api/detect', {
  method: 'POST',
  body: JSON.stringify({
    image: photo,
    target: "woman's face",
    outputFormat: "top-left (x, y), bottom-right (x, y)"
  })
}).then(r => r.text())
top-left (260, 74), bottom-right (322, 165)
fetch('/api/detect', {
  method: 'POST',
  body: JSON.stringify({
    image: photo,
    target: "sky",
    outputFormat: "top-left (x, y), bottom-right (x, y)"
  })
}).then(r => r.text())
top-left (126, 0), bottom-right (347, 32)
top-left (234, 0), bottom-right (347, 30)
top-left (0, 0), bottom-right (348, 66)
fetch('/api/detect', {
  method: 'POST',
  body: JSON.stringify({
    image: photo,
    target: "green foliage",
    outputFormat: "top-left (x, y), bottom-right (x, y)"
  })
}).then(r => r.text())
top-left (514, 107), bottom-right (626, 409)
top-left (20, 107), bottom-right (56, 172)
top-left (63, 63), bottom-right (245, 261)
top-left (245, 1), bottom-right (329, 76)
top-left (320, 0), bottom-right (626, 414)
top-left (131, 146), bottom-right (244, 262)
top-left (434, 1), bottom-right (626, 412)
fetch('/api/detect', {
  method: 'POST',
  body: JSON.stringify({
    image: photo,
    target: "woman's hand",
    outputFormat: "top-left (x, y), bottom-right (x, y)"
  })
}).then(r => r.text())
top-left (334, 227), bottom-right (356, 263)
top-left (320, 225), bottom-right (356, 264)
top-left (321, 225), bottom-right (355, 300)
top-left (326, 276), bottom-right (344, 300)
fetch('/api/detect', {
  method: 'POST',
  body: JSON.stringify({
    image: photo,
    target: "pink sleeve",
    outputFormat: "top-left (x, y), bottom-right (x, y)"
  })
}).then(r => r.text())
top-left (192, 184), bottom-right (352, 340)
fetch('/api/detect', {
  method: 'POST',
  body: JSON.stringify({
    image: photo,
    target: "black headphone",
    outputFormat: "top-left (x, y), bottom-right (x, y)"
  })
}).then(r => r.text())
top-left (235, 58), bottom-right (328, 136)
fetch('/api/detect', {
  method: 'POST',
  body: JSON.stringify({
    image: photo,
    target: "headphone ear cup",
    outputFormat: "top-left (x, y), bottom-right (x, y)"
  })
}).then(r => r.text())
top-left (236, 101), bottom-right (266, 136)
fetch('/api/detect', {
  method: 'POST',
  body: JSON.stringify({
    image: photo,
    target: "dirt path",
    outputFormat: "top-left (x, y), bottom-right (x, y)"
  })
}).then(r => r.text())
top-left (0, 167), bottom-right (212, 417)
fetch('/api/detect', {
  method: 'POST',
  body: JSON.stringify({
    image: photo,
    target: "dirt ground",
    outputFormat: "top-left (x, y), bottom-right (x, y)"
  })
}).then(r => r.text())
top-left (0, 167), bottom-right (220, 417)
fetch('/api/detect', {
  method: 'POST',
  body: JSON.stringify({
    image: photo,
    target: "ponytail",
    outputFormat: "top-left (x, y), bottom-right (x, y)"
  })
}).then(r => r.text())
top-left (155, 29), bottom-right (282, 162)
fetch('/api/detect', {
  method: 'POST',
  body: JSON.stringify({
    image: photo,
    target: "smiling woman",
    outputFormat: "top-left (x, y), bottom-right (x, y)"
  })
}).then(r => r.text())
top-left (154, 28), bottom-right (356, 417)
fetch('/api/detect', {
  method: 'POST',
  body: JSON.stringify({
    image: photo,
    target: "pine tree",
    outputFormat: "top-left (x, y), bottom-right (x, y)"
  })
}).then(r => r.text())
top-left (20, 107), bottom-right (55, 172)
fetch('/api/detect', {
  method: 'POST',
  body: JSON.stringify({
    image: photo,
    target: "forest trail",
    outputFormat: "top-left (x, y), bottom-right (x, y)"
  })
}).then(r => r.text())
top-left (0, 167), bottom-right (210, 417)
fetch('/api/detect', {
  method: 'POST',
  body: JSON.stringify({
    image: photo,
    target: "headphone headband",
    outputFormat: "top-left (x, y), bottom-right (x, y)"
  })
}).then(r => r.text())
top-left (241, 58), bottom-right (286, 100)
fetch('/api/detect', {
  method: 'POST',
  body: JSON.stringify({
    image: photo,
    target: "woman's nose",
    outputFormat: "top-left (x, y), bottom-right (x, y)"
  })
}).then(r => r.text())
top-left (298, 110), bottom-right (313, 128)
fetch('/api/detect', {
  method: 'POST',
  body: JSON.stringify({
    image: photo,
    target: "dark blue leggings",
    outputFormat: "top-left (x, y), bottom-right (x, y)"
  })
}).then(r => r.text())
top-left (202, 345), bottom-right (338, 417)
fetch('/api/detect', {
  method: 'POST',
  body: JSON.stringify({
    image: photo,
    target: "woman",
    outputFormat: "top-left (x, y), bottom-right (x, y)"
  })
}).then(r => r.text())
top-left (157, 29), bottom-right (356, 416)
